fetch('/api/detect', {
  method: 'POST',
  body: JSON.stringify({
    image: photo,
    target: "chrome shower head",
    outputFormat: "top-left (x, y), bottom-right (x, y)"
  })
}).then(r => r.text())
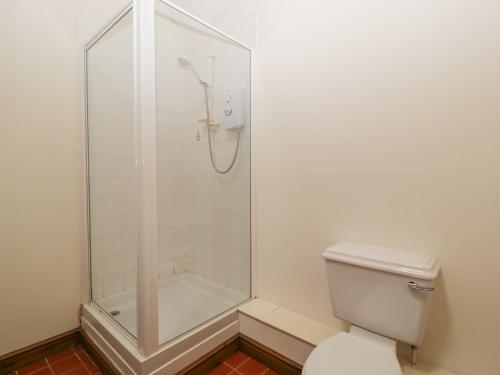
top-left (177, 57), bottom-right (191, 67)
top-left (177, 56), bottom-right (207, 86)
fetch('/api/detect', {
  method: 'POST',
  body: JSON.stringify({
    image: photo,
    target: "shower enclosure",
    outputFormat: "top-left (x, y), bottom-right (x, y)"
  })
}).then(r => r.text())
top-left (83, 0), bottom-right (251, 366)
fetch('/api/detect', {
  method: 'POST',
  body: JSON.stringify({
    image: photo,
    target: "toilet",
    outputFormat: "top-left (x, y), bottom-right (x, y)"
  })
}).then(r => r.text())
top-left (303, 242), bottom-right (440, 374)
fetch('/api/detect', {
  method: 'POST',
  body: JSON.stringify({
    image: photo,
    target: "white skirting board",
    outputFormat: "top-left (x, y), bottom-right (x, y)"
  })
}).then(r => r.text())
top-left (238, 313), bottom-right (315, 365)
top-left (237, 298), bottom-right (339, 365)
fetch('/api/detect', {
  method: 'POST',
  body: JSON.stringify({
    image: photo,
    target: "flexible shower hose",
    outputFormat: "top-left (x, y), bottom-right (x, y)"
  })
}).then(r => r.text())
top-left (201, 83), bottom-right (241, 174)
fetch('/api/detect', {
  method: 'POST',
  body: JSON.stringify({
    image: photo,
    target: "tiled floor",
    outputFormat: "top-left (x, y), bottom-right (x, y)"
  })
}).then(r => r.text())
top-left (208, 351), bottom-right (279, 375)
top-left (9, 345), bottom-right (101, 375)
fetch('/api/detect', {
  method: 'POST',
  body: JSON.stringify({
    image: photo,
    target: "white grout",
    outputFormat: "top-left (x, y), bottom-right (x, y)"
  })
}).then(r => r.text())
top-left (73, 346), bottom-right (93, 375)
top-left (15, 347), bottom-right (99, 375)
top-left (223, 356), bottom-right (249, 375)
top-left (14, 360), bottom-right (49, 375)
top-left (46, 351), bottom-right (74, 366)
top-left (45, 358), bottom-right (55, 375)
top-left (222, 355), bottom-right (275, 375)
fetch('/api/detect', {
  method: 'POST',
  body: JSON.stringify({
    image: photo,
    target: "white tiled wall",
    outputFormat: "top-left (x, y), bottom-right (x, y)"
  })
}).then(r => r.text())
top-left (87, 12), bottom-right (137, 299)
top-left (182, 107), bottom-right (251, 294)
top-left (155, 3), bottom-right (251, 295)
top-left (156, 11), bottom-right (190, 280)
top-left (87, 4), bottom-right (251, 300)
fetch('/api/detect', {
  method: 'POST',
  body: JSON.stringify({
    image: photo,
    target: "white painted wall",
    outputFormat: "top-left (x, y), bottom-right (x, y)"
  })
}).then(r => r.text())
top-left (0, 0), bottom-right (132, 357)
top-left (171, 0), bottom-right (256, 48)
top-left (0, 0), bottom-right (81, 355)
top-left (254, 1), bottom-right (500, 374)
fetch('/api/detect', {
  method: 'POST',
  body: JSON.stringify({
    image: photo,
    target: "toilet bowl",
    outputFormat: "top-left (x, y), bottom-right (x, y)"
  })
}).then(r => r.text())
top-left (302, 326), bottom-right (401, 375)
top-left (302, 242), bottom-right (440, 375)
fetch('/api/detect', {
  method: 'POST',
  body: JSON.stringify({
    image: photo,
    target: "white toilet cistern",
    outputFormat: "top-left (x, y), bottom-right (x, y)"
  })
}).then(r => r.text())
top-left (302, 242), bottom-right (440, 375)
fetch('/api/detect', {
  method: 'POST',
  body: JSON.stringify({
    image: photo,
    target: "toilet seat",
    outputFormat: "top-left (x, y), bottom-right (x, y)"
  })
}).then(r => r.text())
top-left (302, 332), bottom-right (402, 375)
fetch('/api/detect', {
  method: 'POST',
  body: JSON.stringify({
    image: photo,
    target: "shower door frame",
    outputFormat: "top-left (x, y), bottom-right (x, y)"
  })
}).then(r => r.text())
top-left (82, 0), bottom-right (255, 360)
top-left (82, 0), bottom-right (138, 344)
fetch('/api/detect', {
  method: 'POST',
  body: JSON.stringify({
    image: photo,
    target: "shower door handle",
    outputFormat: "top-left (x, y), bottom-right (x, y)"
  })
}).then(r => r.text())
top-left (407, 281), bottom-right (434, 292)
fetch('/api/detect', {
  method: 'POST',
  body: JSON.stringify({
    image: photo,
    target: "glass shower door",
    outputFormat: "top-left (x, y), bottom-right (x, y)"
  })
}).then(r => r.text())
top-left (155, 1), bottom-right (251, 344)
top-left (86, 9), bottom-right (138, 338)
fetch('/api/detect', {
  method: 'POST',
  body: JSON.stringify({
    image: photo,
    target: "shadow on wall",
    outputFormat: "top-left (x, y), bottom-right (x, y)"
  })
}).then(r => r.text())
top-left (419, 273), bottom-right (452, 366)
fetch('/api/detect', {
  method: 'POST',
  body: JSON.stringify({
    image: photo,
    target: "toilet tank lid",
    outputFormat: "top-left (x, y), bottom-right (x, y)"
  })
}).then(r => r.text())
top-left (322, 242), bottom-right (440, 280)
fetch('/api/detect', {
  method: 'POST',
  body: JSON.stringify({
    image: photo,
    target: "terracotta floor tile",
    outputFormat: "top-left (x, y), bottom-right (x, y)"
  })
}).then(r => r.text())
top-left (64, 366), bottom-right (91, 375)
top-left (83, 361), bottom-right (100, 375)
top-left (12, 345), bottom-right (101, 375)
top-left (50, 355), bottom-right (81, 374)
top-left (236, 358), bottom-right (267, 375)
top-left (17, 359), bottom-right (48, 375)
top-left (224, 351), bottom-right (249, 368)
top-left (47, 349), bottom-right (75, 364)
top-left (263, 369), bottom-right (279, 375)
top-left (75, 351), bottom-right (91, 364)
top-left (208, 363), bottom-right (234, 375)
top-left (29, 369), bottom-right (52, 375)
top-left (72, 346), bottom-right (84, 354)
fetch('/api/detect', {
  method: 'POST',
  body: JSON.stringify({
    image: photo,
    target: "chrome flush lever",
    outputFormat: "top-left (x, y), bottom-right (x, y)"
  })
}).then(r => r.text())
top-left (407, 281), bottom-right (435, 292)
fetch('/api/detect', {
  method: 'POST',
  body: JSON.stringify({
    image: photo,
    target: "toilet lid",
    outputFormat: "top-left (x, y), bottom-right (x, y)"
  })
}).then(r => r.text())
top-left (303, 333), bottom-right (402, 375)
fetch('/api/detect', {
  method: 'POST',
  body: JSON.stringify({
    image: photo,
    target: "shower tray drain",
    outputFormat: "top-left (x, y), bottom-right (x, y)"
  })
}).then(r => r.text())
top-left (110, 310), bottom-right (121, 316)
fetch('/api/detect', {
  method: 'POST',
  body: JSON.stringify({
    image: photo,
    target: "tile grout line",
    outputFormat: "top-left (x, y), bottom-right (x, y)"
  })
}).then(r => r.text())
top-left (234, 357), bottom-right (250, 370)
top-left (45, 358), bottom-right (55, 375)
top-left (222, 354), bottom-right (274, 375)
top-left (46, 350), bottom-right (76, 366)
top-left (223, 363), bottom-right (243, 375)
top-left (19, 361), bottom-right (48, 375)
top-left (53, 347), bottom-right (90, 375)
top-left (213, 362), bottom-right (236, 374)
top-left (57, 356), bottom-right (82, 375)
top-left (73, 347), bottom-right (93, 375)
top-left (21, 348), bottom-right (86, 375)
top-left (223, 356), bottom-right (249, 375)
top-left (79, 355), bottom-right (94, 374)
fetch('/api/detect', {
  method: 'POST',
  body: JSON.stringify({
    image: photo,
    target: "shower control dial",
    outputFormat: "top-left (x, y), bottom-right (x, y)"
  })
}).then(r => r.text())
top-left (221, 86), bottom-right (245, 130)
